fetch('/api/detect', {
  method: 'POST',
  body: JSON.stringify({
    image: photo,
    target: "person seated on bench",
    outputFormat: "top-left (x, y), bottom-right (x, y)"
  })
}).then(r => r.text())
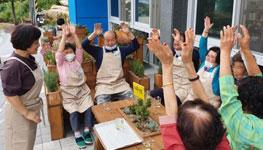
top-left (82, 23), bottom-right (139, 104)
top-left (56, 25), bottom-right (94, 149)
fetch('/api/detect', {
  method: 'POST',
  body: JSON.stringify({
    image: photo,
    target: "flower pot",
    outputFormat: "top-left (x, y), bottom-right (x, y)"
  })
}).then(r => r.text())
top-left (154, 73), bottom-right (163, 88)
top-left (45, 85), bottom-right (62, 107)
top-left (128, 71), bottom-right (150, 90)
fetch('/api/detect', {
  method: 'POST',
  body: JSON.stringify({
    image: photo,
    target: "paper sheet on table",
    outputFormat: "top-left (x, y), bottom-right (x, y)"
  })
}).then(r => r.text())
top-left (94, 118), bottom-right (143, 150)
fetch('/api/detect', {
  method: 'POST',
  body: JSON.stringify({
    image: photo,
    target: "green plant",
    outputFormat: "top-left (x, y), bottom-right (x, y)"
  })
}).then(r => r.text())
top-left (130, 59), bottom-right (144, 77)
top-left (36, 0), bottom-right (60, 11)
top-left (45, 51), bottom-right (56, 65)
top-left (43, 69), bottom-right (58, 92)
top-left (83, 51), bottom-right (94, 63)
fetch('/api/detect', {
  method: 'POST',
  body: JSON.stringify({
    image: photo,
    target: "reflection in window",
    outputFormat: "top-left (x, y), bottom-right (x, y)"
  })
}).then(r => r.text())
top-left (195, 0), bottom-right (234, 38)
top-left (240, 0), bottom-right (263, 53)
top-left (135, 0), bottom-right (150, 24)
top-left (111, 0), bottom-right (119, 17)
top-left (121, 0), bottom-right (131, 22)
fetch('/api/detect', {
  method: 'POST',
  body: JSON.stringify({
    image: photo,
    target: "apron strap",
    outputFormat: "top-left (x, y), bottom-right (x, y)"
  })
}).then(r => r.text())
top-left (6, 56), bottom-right (34, 72)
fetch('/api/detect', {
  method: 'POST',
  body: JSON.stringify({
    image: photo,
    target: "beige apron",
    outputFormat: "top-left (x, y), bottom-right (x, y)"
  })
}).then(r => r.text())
top-left (172, 56), bottom-right (192, 103)
top-left (4, 57), bottom-right (43, 150)
top-left (95, 47), bottom-right (131, 98)
top-left (60, 61), bottom-right (93, 113)
top-left (187, 65), bottom-right (220, 107)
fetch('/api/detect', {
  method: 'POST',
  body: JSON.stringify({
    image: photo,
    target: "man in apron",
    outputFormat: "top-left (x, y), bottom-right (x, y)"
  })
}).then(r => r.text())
top-left (0, 24), bottom-right (42, 150)
top-left (82, 23), bottom-right (140, 104)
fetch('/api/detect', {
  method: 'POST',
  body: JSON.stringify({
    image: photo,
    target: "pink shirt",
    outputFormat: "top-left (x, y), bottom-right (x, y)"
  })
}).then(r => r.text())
top-left (159, 115), bottom-right (231, 150)
top-left (55, 48), bottom-right (83, 86)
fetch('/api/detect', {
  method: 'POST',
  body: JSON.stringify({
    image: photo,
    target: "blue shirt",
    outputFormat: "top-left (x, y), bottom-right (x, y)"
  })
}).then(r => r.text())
top-left (82, 38), bottom-right (140, 70)
top-left (199, 36), bottom-right (220, 96)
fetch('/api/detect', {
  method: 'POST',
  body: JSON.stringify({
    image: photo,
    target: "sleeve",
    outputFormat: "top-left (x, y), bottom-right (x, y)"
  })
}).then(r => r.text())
top-left (199, 36), bottom-right (208, 64)
top-left (81, 38), bottom-right (101, 61)
top-left (75, 48), bottom-right (83, 64)
top-left (1, 63), bottom-right (22, 96)
top-left (120, 38), bottom-right (140, 57)
top-left (159, 115), bottom-right (185, 150)
top-left (55, 51), bottom-right (64, 66)
top-left (212, 67), bottom-right (220, 96)
top-left (219, 76), bottom-right (263, 148)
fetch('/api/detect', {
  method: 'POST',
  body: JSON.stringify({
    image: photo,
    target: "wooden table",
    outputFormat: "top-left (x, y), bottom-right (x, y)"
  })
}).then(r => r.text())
top-left (92, 99), bottom-right (166, 150)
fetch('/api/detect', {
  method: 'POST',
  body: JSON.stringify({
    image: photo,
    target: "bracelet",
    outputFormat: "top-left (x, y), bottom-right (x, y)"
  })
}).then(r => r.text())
top-left (204, 30), bottom-right (209, 34)
top-left (189, 75), bottom-right (199, 82)
top-left (162, 82), bottom-right (173, 88)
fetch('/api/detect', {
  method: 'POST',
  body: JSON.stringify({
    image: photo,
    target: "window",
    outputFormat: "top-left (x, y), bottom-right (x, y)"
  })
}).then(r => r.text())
top-left (240, 0), bottom-right (263, 53)
top-left (135, 0), bottom-right (150, 24)
top-left (110, 0), bottom-right (119, 17)
top-left (121, 0), bottom-right (131, 22)
top-left (195, 0), bottom-right (234, 38)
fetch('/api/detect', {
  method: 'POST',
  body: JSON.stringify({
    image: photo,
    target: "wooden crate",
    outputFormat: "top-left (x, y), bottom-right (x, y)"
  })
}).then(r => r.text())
top-left (47, 105), bottom-right (64, 140)
top-left (133, 37), bottom-right (144, 63)
top-left (127, 71), bottom-right (150, 90)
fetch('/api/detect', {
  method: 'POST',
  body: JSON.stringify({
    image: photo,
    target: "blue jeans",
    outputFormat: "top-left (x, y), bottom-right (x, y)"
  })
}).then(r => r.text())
top-left (69, 108), bottom-right (94, 132)
top-left (95, 90), bottom-right (134, 104)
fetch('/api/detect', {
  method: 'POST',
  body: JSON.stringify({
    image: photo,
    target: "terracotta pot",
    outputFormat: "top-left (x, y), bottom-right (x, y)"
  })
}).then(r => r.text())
top-left (154, 73), bottom-right (163, 88)
top-left (128, 71), bottom-right (150, 90)
top-left (115, 30), bottom-right (131, 45)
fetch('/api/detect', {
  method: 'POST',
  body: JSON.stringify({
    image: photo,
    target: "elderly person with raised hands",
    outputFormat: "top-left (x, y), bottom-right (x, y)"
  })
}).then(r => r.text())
top-left (147, 28), bottom-right (230, 150)
top-left (219, 25), bottom-right (263, 149)
top-left (82, 23), bottom-right (139, 104)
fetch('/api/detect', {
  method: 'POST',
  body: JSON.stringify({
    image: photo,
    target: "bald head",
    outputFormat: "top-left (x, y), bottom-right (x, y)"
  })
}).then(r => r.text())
top-left (104, 31), bottom-right (117, 47)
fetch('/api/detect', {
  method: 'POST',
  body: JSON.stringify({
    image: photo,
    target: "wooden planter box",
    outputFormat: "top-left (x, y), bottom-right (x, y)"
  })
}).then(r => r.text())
top-left (133, 37), bottom-right (144, 63)
top-left (128, 71), bottom-right (150, 90)
top-left (82, 61), bottom-right (93, 74)
top-left (154, 73), bottom-right (163, 88)
top-left (47, 64), bottom-right (57, 73)
top-left (123, 59), bottom-right (130, 82)
top-left (43, 31), bottom-right (54, 45)
top-left (118, 107), bottom-right (160, 138)
top-left (44, 85), bottom-right (64, 140)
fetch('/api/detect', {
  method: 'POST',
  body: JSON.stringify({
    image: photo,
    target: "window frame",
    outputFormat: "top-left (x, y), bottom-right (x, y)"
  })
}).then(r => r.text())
top-left (187, 0), bottom-right (263, 66)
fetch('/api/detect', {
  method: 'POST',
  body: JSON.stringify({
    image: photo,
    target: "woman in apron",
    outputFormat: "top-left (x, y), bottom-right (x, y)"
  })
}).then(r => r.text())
top-left (0, 24), bottom-right (42, 150)
top-left (56, 25), bottom-right (94, 149)
top-left (187, 16), bottom-right (221, 108)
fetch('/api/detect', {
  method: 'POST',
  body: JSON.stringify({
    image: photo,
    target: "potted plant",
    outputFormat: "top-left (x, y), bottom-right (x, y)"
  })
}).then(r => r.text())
top-left (128, 59), bottom-right (150, 90)
top-left (45, 51), bottom-right (57, 73)
top-left (43, 70), bottom-right (64, 140)
top-left (154, 63), bottom-right (163, 88)
top-left (120, 98), bottom-right (160, 137)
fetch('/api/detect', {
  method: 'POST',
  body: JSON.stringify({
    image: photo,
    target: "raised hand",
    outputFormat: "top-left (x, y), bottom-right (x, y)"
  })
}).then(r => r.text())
top-left (150, 28), bottom-right (160, 40)
top-left (220, 25), bottom-right (235, 54)
top-left (69, 25), bottom-right (76, 34)
top-left (172, 28), bottom-right (180, 42)
top-left (120, 22), bottom-right (129, 33)
top-left (204, 16), bottom-right (214, 32)
top-left (238, 25), bottom-right (251, 52)
top-left (181, 28), bottom-right (195, 64)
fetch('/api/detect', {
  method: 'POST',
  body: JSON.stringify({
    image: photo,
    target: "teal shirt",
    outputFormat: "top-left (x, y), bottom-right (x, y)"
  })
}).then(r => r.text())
top-left (199, 36), bottom-right (220, 96)
top-left (219, 75), bottom-right (263, 150)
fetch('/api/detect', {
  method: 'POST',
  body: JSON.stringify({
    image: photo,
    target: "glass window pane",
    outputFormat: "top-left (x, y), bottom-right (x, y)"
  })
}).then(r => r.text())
top-left (111, 0), bottom-right (119, 17)
top-left (196, 0), bottom-right (234, 38)
top-left (240, 0), bottom-right (263, 53)
top-left (135, 0), bottom-right (150, 24)
top-left (122, 0), bottom-right (131, 22)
